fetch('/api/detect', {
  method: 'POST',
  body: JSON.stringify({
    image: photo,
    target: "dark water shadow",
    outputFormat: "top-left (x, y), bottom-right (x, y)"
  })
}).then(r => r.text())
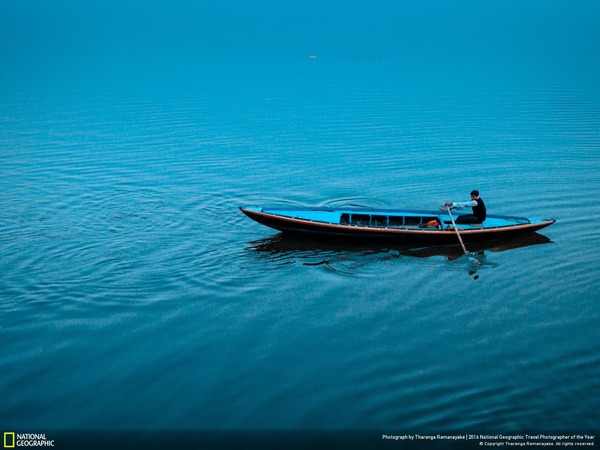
top-left (246, 232), bottom-right (553, 277)
top-left (249, 232), bottom-right (552, 259)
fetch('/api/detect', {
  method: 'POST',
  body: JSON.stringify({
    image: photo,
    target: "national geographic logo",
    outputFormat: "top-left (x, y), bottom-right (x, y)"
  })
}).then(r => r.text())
top-left (3, 433), bottom-right (15, 448)
top-left (3, 432), bottom-right (54, 447)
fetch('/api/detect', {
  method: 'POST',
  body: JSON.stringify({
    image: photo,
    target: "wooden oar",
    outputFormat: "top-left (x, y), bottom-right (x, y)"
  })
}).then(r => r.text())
top-left (446, 205), bottom-right (478, 263)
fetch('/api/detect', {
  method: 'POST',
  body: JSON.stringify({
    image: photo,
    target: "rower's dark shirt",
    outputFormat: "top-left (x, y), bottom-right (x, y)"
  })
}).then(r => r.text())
top-left (472, 198), bottom-right (486, 222)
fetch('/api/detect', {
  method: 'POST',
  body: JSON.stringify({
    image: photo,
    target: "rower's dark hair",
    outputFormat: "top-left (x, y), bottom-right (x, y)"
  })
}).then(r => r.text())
top-left (470, 190), bottom-right (479, 196)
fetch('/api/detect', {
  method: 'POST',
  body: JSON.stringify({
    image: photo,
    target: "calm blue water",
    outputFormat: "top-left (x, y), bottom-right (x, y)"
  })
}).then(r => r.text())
top-left (1, 1), bottom-right (599, 448)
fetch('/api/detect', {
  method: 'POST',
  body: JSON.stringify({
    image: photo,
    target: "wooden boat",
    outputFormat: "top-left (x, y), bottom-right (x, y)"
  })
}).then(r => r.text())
top-left (239, 206), bottom-right (555, 245)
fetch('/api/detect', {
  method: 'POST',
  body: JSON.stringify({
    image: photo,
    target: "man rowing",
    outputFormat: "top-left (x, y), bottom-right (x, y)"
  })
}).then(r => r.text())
top-left (443, 190), bottom-right (486, 224)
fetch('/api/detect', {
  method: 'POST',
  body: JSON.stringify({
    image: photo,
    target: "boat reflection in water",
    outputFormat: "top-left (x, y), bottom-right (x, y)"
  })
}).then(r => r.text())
top-left (246, 232), bottom-right (553, 277)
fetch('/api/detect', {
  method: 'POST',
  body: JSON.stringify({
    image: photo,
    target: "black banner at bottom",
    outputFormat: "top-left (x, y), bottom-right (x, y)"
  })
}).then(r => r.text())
top-left (5, 430), bottom-right (596, 450)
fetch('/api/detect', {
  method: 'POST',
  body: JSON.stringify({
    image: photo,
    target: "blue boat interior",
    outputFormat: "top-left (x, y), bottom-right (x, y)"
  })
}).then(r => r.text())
top-left (340, 213), bottom-right (441, 228)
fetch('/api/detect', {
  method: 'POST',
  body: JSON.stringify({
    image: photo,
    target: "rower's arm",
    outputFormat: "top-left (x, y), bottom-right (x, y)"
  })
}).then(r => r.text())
top-left (450, 200), bottom-right (477, 209)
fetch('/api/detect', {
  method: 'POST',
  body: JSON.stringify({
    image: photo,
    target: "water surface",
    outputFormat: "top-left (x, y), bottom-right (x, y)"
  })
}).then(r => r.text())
top-left (1, 1), bottom-right (599, 447)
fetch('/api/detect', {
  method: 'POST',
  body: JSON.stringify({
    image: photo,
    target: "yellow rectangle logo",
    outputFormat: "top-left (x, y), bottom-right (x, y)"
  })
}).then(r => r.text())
top-left (4, 432), bottom-right (15, 449)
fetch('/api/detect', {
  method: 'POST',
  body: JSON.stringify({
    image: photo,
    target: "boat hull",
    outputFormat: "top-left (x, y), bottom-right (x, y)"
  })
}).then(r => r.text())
top-left (240, 207), bottom-right (555, 245)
